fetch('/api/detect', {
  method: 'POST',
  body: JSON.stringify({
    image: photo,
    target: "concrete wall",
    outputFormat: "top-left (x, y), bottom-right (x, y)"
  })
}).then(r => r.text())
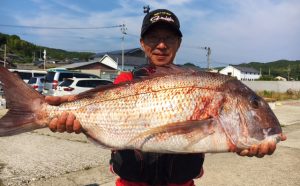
top-left (242, 81), bottom-right (300, 92)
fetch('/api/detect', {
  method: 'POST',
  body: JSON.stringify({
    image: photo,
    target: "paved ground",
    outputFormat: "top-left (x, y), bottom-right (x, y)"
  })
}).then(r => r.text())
top-left (0, 100), bottom-right (300, 186)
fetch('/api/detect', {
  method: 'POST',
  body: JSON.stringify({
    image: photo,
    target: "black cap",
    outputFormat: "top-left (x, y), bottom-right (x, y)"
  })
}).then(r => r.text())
top-left (141, 9), bottom-right (182, 38)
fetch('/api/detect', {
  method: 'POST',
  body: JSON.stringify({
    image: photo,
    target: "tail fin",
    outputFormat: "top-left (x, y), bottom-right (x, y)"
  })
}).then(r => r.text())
top-left (0, 66), bottom-right (46, 136)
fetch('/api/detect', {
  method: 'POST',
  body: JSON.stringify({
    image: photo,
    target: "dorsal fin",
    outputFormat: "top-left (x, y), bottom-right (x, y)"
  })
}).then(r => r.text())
top-left (73, 64), bottom-right (196, 100)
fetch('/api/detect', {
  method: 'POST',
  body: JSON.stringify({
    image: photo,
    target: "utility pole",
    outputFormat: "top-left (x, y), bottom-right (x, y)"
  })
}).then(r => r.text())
top-left (260, 68), bottom-right (262, 76)
top-left (120, 23), bottom-right (127, 71)
top-left (43, 49), bottom-right (46, 70)
top-left (4, 44), bottom-right (6, 67)
top-left (201, 47), bottom-right (211, 70)
top-left (287, 64), bottom-right (291, 81)
top-left (143, 5), bottom-right (150, 64)
top-left (33, 51), bottom-right (36, 62)
top-left (206, 47), bottom-right (211, 69)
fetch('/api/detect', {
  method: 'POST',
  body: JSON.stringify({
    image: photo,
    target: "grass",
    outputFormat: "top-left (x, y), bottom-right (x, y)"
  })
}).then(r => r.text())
top-left (257, 90), bottom-right (300, 101)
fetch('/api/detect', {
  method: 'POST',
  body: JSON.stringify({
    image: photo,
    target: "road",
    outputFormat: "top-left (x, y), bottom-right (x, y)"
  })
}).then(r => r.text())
top-left (0, 100), bottom-right (300, 186)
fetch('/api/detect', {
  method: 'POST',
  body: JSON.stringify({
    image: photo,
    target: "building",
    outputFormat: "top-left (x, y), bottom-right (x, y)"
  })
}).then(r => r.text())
top-left (92, 48), bottom-right (147, 71)
top-left (0, 59), bottom-right (17, 68)
top-left (59, 48), bottom-right (147, 80)
top-left (219, 65), bottom-right (261, 81)
top-left (58, 55), bottom-right (118, 80)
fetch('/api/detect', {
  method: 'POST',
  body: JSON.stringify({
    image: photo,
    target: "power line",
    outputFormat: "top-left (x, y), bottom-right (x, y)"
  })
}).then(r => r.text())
top-left (0, 24), bottom-right (123, 30)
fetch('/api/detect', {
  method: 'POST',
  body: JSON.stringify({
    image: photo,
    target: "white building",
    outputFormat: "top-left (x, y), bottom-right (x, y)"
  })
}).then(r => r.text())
top-left (219, 65), bottom-right (261, 81)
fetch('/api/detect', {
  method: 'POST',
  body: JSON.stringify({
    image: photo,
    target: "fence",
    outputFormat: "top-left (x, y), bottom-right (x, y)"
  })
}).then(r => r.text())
top-left (242, 81), bottom-right (300, 93)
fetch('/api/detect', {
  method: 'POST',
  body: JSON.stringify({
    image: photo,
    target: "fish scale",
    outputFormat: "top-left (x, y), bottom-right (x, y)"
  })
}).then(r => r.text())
top-left (44, 77), bottom-right (230, 152)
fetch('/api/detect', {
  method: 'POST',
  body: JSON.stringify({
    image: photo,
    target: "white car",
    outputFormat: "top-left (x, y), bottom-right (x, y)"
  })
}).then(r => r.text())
top-left (53, 78), bottom-right (113, 96)
top-left (43, 69), bottom-right (100, 96)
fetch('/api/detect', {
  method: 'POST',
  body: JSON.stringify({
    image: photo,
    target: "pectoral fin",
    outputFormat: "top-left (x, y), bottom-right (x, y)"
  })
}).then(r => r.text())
top-left (129, 119), bottom-right (216, 149)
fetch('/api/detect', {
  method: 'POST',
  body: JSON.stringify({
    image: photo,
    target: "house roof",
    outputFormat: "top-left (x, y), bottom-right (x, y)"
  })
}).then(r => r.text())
top-left (59, 60), bottom-right (100, 69)
top-left (93, 48), bottom-right (144, 58)
top-left (232, 65), bottom-right (259, 73)
top-left (59, 54), bottom-right (147, 70)
top-left (109, 54), bottom-right (147, 67)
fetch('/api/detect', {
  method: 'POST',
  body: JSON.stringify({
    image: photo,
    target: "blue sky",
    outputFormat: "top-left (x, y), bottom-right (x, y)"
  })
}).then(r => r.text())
top-left (0, 0), bottom-right (299, 67)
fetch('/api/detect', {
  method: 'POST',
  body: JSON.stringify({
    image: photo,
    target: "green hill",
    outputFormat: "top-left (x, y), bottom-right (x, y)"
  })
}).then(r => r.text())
top-left (1, 32), bottom-right (299, 80)
top-left (0, 32), bottom-right (94, 63)
top-left (239, 60), bottom-right (300, 80)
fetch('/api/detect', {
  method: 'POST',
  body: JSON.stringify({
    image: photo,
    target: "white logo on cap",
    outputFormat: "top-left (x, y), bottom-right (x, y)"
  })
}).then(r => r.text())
top-left (150, 15), bottom-right (175, 23)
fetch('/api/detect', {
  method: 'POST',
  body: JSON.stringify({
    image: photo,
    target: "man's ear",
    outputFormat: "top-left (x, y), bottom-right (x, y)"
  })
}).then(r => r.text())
top-left (140, 38), bottom-right (145, 51)
top-left (176, 38), bottom-right (182, 51)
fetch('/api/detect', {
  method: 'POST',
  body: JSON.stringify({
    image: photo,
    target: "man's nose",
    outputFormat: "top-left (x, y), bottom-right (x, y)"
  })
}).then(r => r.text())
top-left (156, 40), bottom-right (167, 48)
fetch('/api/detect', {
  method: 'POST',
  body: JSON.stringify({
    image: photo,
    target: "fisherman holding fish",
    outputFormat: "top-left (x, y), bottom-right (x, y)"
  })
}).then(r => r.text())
top-left (0, 9), bottom-right (286, 186)
top-left (42, 8), bottom-right (285, 186)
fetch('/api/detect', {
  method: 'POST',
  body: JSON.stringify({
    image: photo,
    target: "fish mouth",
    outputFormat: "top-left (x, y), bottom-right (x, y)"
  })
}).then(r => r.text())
top-left (263, 127), bottom-right (282, 137)
top-left (236, 133), bottom-right (282, 150)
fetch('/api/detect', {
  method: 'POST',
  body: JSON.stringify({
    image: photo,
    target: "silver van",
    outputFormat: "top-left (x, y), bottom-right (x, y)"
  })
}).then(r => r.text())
top-left (43, 69), bottom-right (100, 95)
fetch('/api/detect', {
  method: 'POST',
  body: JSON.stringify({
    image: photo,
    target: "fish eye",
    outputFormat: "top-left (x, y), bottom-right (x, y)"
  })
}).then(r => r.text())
top-left (250, 96), bottom-right (260, 109)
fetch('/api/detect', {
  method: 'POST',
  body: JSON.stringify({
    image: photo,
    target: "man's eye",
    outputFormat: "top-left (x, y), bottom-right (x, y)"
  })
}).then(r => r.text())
top-left (146, 37), bottom-right (158, 42)
top-left (165, 37), bottom-right (175, 42)
top-left (250, 96), bottom-right (260, 109)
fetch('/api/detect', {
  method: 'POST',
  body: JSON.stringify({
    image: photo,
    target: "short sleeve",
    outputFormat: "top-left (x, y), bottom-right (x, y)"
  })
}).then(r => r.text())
top-left (113, 72), bottom-right (133, 85)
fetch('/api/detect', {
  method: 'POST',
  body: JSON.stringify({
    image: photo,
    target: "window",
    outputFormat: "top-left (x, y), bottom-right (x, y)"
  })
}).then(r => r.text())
top-left (74, 73), bottom-right (90, 78)
top-left (76, 80), bottom-right (92, 88)
top-left (59, 79), bottom-right (74, 87)
top-left (34, 73), bottom-right (46, 77)
top-left (28, 78), bottom-right (37, 84)
top-left (39, 78), bottom-right (45, 83)
top-left (93, 80), bottom-right (113, 86)
top-left (58, 73), bottom-right (73, 81)
top-left (18, 72), bottom-right (32, 80)
top-left (45, 72), bottom-right (55, 82)
top-left (73, 73), bottom-right (100, 79)
top-left (76, 80), bottom-right (112, 88)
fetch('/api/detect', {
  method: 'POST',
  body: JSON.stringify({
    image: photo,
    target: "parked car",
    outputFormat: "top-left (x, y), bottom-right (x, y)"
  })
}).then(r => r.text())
top-left (0, 83), bottom-right (3, 94)
top-left (43, 69), bottom-right (101, 95)
top-left (9, 69), bottom-right (47, 83)
top-left (53, 78), bottom-right (113, 96)
top-left (28, 76), bottom-right (45, 93)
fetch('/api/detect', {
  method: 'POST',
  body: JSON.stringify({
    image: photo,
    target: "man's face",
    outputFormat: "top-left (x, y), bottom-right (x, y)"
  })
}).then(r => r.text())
top-left (140, 24), bottom-right (181, 66)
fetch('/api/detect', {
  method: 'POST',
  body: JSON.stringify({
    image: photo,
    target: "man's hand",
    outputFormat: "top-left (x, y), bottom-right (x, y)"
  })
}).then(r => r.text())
top-left (237, 134), bottom-right (287, 158)
top-left (45, 96), bottom-right (82, 134)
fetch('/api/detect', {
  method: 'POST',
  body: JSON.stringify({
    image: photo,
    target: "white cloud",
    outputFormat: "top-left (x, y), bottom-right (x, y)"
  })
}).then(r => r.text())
top-left (178, 0), bottom-right (300, 65)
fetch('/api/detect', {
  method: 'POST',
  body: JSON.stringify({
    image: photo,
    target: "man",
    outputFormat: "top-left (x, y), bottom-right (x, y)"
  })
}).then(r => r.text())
top-left (46, 9), bottom-right (285, 186)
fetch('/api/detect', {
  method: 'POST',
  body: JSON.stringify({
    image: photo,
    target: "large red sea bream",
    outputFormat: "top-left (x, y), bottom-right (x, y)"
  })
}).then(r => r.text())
top-left (0, 65), bottom-right (284, 153)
